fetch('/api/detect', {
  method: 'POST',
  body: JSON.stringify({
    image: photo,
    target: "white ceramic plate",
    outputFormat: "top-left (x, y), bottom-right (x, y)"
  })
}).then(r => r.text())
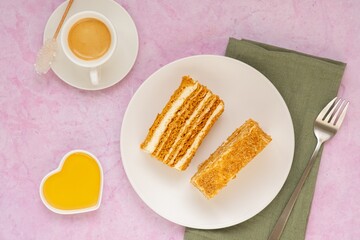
top-left (121, 55), bottom-right (294, 229)
top-left (44, 0), bottom-right (138, 90)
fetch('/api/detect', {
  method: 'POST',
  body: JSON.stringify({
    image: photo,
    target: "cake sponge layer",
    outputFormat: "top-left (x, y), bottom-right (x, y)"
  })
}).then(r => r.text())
top-left (141, 76), bottom-right (224, 171)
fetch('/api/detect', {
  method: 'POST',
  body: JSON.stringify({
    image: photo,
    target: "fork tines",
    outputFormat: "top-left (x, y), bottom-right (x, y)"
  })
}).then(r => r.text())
top-left (321, 97), bottom-right (349, 126)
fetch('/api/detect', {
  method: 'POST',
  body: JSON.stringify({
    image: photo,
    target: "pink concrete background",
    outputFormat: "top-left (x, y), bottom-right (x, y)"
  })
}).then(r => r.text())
top-left (0, 0), bottom-right (359, 239)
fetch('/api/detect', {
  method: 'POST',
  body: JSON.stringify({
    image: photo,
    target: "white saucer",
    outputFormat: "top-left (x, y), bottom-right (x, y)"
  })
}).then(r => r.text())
top-left (44, 0), bottom-right (139, 90)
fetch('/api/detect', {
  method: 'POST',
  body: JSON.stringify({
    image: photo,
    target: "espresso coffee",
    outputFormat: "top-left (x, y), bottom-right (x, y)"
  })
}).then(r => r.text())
top-left (68, 18), bottom-right (111, 61)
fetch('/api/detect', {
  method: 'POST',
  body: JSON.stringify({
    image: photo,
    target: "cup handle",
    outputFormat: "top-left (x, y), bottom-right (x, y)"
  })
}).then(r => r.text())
top-left (90, 68), bottom-right (99, 85)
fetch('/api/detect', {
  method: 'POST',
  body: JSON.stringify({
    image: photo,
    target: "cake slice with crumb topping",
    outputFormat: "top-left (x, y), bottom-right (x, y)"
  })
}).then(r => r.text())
top-left (191, 119), bottom-right (272, 198)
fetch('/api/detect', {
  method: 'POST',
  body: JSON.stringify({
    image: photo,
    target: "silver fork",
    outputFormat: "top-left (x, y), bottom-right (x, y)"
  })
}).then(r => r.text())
top-left (268, 97), bottom-right (349, 240)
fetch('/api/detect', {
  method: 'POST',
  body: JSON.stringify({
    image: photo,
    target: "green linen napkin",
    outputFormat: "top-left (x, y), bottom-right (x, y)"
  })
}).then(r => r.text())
top-left (185, 38), bottom-right (346, 240)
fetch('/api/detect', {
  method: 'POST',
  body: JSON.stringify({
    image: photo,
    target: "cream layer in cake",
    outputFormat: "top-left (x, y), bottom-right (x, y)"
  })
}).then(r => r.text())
top-left (141, 76), bottom-right (224, 171)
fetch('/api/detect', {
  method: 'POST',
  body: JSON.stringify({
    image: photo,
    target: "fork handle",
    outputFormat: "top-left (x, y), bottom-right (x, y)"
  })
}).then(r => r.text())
top-left (268, 140), bottom-right (323, 240)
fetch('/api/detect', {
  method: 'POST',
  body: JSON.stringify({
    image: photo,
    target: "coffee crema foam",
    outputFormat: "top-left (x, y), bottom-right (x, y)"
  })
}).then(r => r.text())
top-left (68, 18), bottom-right (111, 61)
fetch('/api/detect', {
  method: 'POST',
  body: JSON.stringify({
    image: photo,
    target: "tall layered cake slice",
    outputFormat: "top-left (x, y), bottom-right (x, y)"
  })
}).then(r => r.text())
top-left (191, 119), bottom-right (272, 198)
top-left (141, 76), bottom-right (224, 171)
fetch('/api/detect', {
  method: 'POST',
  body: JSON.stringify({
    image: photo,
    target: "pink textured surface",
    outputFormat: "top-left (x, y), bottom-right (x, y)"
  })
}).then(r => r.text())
top-left (0, 0), bottom-right (359, 239)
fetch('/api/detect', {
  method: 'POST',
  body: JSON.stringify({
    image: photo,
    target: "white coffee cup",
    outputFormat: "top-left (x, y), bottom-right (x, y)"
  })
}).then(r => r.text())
top-left (61, 11), bottom-right (117, 85)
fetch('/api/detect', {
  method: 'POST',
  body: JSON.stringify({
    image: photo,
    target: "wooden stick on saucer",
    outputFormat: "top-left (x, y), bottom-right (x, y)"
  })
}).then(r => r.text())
top-left (53, 0), bottom-right (74, 39)
top-left (35, 0), bottom-right (74, 74)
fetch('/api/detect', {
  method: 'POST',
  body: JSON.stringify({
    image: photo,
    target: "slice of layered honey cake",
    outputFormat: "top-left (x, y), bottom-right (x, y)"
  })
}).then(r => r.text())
top-left (141, 76), bottom-right (224, 171)
top-left (191, 119), bottom-right (272, 198)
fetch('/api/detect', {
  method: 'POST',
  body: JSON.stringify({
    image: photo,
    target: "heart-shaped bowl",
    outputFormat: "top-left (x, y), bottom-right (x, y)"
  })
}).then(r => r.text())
top-left (39, 149), bottom-right (103, 214)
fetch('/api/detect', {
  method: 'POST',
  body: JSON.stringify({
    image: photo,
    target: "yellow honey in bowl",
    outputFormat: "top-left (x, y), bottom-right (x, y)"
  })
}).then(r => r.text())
top-left (42, 152), bottom-right (102, 211)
